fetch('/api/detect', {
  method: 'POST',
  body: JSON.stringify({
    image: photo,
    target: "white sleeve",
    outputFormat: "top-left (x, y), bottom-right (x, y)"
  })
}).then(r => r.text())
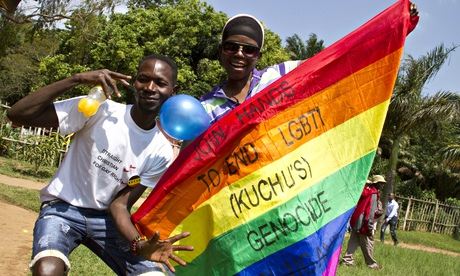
top-left (53, 97), bottom-right (89, 135)
top-left (140, 142), bottom-right (174, 188)
top-left (283, 60), bottom-right (303, 74)
top-left (255, 60), bottom-right (302, 93)
top-left (387, 201), bottom-right (399, 219)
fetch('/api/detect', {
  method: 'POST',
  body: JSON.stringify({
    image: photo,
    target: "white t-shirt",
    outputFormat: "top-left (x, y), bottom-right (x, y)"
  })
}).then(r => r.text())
top-left (40, 97), bottom-right (173, 210)
top-left (386, 199), bottom-right (399, 220)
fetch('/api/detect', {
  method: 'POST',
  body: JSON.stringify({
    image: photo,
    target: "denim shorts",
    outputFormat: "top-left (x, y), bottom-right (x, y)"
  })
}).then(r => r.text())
top-left (30, 200), bottom-right (171, 275)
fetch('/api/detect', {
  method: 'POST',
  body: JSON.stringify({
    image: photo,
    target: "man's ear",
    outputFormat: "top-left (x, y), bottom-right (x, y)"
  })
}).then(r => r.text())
top-left (172, 84), bottom-right (180, 96)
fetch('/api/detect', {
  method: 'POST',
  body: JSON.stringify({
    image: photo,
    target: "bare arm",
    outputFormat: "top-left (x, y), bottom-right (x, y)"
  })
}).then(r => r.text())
top-left (109, 185), bottom-right (193, 272)
top-left (7, 69), bottom-right (131, 128)
top-left (110, 184), bottom-right (148, 242)
top-left (7, 75), bottom-right (79, 128)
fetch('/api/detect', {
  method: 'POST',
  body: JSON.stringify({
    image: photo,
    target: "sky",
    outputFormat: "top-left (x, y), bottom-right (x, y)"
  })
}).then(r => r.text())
top-left (203, 0), bottom-right (459, 95)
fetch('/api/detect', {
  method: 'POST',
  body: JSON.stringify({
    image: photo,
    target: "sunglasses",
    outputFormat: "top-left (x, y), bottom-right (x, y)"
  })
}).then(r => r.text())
top-left (222, 41), bottom-right (260, 58)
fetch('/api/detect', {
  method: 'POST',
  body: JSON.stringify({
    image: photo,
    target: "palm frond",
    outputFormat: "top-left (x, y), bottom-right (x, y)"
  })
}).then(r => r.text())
top-left (385, 45), bottom-right (459, 137)
top-left (394, 44), bottom-right (458, 98)
top-left (410, 91), bottom-right (460, 129)
top-left (441, 143), bottom-right (460, 168)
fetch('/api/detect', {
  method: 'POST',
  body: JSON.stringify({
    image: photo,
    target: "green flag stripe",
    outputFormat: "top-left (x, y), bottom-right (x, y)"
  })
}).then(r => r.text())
top-left (176, 152), bottom-right (374, 275)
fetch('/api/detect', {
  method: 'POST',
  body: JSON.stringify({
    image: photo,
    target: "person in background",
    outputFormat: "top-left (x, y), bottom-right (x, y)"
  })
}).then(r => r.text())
top-left (381, 192), bottom-right (399, 245)
top-left (7, 54), bottom-right (192, 275)
top-left (341, 175), bottom-right (385, 270)
top-left (372, 190), bottom-right (384, 236)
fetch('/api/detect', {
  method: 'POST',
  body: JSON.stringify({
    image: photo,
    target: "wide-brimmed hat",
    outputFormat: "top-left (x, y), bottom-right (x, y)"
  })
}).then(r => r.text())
top-left (371, 175), bottom-right (386, 184)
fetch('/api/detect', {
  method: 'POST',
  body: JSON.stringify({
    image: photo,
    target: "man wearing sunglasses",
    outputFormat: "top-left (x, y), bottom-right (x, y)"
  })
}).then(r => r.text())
top-left (200, 14), bottom-right (302, 124)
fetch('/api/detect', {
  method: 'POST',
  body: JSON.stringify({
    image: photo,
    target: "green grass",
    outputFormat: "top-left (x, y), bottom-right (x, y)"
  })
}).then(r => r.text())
top-left (1, 180), bottom-right (459, 275)
top-left (337, 234), bottom-right (460, 276)
top-left (0, 156), bottom-right (152, 200)
top-left (0, 183), bottom-right (41, 212)
top-left (69, 247), bottom-right (114, 275)
top-left (397, 231), bottom-right (460, 254)
top-left (0, 156), bottom-right (54, 182)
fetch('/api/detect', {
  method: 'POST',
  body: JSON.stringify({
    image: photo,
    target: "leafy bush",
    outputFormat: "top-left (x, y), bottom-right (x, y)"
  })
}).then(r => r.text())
top-left (0, 122), bottom-right (21, 158)
top-left (445, 197), bottom-right (460, 207)
top-left (22, 132), bottom-right (68, 172)
top-left (0, 118), bottom-right (70, 172)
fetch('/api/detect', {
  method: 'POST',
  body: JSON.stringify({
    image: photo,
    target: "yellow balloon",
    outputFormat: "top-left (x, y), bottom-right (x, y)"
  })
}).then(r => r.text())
top-left (78, 98), bottom-right (88, 112)
top-left (78, 98), bottom-right (100, 117)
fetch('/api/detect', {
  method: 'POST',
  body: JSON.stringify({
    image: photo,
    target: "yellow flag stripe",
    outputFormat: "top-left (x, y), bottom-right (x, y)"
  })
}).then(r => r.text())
top-left (170, 101), bottom-right (388, 261)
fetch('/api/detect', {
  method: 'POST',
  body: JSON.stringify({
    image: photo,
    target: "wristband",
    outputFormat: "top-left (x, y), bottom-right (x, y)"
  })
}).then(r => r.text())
top-left (130, 235), bottom-right (147, 255)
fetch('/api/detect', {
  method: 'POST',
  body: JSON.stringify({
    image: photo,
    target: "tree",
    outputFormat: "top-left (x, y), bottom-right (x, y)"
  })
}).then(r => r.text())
top-left (285, 33), bottom-right (325, 60)
top-left (0, 16), bottom-right (27, 57)
top-left (390, 120), bottom-right (460, 200)
top-left (381, 44), bottom-right (460, 203)
top-left (88, 0), bottom-right (228, 98)
top-left (0, 23), bottom-right (62, 103)
top-left (2, 0), bottom-right (292, 102)
top-left (59, 7), bottom-right (106, 65)
top-left (128, 0), bottom-right (178, 8)
top-left (1, 0), bottom-right (119, 25)
top-left (0, 0), bottom-right (22, 14)
top-left (43, 0), bottom-right (289, 99)
top-left (440, 124), bottom-right (460, 170)
top-left (259, 29), bottom-right (290, 69)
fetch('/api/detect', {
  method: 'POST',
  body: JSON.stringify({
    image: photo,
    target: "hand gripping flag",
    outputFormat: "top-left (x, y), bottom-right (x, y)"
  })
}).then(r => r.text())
top-left (132, 0), bottom-right (418, 275)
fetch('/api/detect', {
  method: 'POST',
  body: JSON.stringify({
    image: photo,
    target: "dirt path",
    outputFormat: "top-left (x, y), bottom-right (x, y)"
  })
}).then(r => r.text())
top-left (0, 200), bottom-right (37, 275)
top-left (385, 241), bottom-right (460, 257)
top-left (0, 174), bottom-right (458, 276)
top-left (0, 174), bottom-right (46, 190)
top-left (0, 175), bottom-right (45, 275)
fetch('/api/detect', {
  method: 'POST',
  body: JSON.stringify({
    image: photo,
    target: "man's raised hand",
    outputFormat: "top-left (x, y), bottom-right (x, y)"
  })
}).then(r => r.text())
top-left (74, 69), bottom-right (131, 99)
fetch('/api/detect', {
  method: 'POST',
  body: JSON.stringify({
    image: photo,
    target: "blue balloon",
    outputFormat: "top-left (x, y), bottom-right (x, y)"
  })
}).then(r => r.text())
top-left (159, 94), bottom-right (211, 141)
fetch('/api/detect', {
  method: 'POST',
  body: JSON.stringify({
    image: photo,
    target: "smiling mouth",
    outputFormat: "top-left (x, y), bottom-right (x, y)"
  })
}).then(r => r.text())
top-left (230, 62), bottom-right (246, 69)
top-left (141, 96), bottom-right (159, 102)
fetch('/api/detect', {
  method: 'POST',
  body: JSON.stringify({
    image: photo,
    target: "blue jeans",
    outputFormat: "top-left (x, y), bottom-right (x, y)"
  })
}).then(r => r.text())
top-left (31, 200), bottom-right (170, 275)
top-left (380, 216), bottom-right (398, 244)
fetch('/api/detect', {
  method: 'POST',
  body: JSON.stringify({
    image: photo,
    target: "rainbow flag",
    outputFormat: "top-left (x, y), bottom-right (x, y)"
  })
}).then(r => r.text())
top-left (132, 0), bottom-right (418, 274)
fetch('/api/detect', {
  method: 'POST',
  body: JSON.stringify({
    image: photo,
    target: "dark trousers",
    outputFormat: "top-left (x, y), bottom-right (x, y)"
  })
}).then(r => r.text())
top-left (380, 216), bottom-right (398, 244)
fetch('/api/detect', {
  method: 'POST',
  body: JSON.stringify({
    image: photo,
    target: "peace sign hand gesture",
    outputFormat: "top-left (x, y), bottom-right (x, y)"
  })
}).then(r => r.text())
top-left (74, 69), bottom-right (132, 99)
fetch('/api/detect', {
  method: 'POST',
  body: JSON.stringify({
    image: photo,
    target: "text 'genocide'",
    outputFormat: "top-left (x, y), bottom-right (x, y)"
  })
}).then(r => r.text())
top-left (246, 190), bottom-right (331, 251)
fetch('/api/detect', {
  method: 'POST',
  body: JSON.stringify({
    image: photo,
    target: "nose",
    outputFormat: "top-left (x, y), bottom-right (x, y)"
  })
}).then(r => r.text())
top-left (234, 45), bottom-right (245, 57)
top-left (145, 80), bottom-right (157, 91)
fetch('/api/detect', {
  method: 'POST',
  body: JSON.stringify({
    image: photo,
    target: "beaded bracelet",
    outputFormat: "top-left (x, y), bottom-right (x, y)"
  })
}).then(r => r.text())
top-left (130, 235), bottom-right (147, 255)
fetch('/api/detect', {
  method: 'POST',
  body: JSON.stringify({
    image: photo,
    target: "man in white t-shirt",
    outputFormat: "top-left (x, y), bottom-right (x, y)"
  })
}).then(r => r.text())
top-left (7, 54), bottom-right (192, 275)
top-left (380, 192), bottom-right (399, 245)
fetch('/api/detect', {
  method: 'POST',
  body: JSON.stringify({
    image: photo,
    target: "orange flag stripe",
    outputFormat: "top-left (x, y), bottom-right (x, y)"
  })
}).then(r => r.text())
top-left (136, 48), bottom-right (402, 237)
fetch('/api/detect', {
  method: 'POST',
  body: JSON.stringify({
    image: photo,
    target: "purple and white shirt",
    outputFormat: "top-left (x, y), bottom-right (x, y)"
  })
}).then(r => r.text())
top-left (200, 61), bottom-right (301, 124)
